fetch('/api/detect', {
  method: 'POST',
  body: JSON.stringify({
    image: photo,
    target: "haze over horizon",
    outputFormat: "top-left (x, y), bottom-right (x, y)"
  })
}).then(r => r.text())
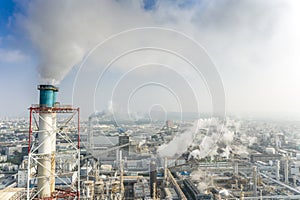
top-left (0, 0), bottom-right (299, 119)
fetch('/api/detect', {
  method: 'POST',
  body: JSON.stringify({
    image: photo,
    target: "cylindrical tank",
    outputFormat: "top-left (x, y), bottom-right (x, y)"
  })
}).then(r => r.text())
top-left (276, 160), bottom-right (280, 181)
top-left (84, 180), bottom-right (94, 199)
top-left (253, 166), bottom-right (257, 197)
top-left (94, 180), bottom-right (104, 194)
top-left (37, 85), bottom-right (58, 198)
top-left (234, 162), bottom-right (238, 175)
top-left (284, 159), bottom-right (289, 184)
top-left (111, 180), bottom-right (120, 193)
top-left (240, 191), bottom-right (244, 200)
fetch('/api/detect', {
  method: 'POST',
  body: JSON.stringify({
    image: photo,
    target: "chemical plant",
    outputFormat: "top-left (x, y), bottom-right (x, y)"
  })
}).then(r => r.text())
top-left (1, 85), bottom-right (300, 200)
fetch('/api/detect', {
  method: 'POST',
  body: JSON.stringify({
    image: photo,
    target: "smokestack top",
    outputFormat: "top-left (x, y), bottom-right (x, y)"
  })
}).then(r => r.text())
top-left (38, 84), bottom-right (59, 92)
top-left (38, 84), bottom-right (59, 108)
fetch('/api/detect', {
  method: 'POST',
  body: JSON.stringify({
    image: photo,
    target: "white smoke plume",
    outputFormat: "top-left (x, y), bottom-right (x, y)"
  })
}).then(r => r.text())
top-left (221, 130), bottom-right (235, 145)
top-left (14, 1), bottom-right (295, 87)
top-left (11, 0), bottom-right (300, 117)
top-left (186, 118), bottom-right (240, 160)
top-left (157, 119), bottom-right (200, 157)
top-left (107, 100), bottom-right (114, 114)
top-left (190, 168), bottom-right (210, 192)
top-left (15, 0), bottom-right (154, 84)
top-left (158, 118), bottom-right (235, 159)
top-left (233, 145), bottom-right (249, 158)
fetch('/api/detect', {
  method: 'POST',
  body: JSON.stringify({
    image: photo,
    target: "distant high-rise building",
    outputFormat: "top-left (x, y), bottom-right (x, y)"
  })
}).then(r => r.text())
top-left (166, 120), bottom-right (174, 128)
top-left (119, 135), bottom-right (130, 157)
top-left (149, 160), bottom-right (157, 198)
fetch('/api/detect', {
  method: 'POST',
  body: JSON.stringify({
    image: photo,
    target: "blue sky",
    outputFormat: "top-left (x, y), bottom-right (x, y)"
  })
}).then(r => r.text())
top-left (0, 0), bottom-right (14, 37)
top-left (0, 0), bottom-right (37, 117)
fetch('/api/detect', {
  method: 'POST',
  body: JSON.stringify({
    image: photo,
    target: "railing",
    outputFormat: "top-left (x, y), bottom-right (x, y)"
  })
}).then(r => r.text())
top-left (31, 104), bottom-right (73, 109)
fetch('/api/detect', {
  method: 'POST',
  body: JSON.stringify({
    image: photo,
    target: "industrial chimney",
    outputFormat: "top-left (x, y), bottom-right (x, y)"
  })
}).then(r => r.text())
top-left (27, 84), bottom-right (80, 199)
top-left (37, 84), bottom-right (58, 198)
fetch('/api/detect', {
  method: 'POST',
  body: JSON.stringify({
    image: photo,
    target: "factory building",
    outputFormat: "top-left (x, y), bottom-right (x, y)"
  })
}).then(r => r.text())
top-left (250, 153), bottom-right (282, 162)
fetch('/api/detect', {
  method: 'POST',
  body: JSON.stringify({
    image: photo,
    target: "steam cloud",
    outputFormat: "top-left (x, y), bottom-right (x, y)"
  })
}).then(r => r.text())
top-left (158, 117), bottom-right (245, 160)
top-left (16, 0), bottom-right (153, 84)
top-left (157, 119), bottom-right (200, 157)
top-left (158, 118), bottom-right (238, 158)
top-left (14, 0), bottom-right (293, 88)
top-left (190, 169), bottom-right (210, 192)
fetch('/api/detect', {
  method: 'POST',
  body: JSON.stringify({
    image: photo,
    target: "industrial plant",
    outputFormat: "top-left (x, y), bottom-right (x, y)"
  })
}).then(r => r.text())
top-left (2, 0), bottom-right (300, 199)
top-left (0, 84), bottom-right (300, 200)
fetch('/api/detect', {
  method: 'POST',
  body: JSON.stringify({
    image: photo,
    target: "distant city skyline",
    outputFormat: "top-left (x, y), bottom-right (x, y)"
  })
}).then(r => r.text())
top-left (0, 0), bottom-right (300, 119)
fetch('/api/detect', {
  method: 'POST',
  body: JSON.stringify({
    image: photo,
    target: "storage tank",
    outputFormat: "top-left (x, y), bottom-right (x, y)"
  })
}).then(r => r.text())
top-left (94, 180), bottom-right (104, 194)
top-left (84, 180), bottom-right (95, 199)
top-left (276, 160), bottom-right (280, 180)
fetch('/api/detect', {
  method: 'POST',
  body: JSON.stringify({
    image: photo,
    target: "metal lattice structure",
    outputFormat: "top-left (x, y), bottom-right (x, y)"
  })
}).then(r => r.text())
top-left (26, 105), bottom-right (80, 199)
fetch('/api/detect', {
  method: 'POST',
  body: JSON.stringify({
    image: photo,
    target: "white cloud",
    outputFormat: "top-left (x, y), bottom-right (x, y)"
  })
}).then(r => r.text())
top-left (0, 48), bottom-right (28, 63)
